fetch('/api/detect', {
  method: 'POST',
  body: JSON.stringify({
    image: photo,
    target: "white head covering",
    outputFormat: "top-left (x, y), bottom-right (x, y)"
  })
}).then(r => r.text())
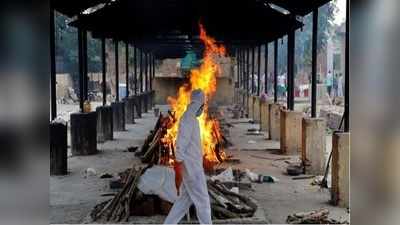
top-left (187, 89), bottom-right (205, 117)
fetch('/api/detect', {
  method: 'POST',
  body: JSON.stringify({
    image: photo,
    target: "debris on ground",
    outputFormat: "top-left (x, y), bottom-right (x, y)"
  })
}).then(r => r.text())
top-left (246, 131), bottom-right (263, 136)
top-left (99, 173), bottom-right (113, 179)
top-left (286, 165), bottom-right (303, 176)
top-left (224, 157), bottom-right (241, 164)
top-left (109, 179), bottom-right (124, 189)
top-left (292, 175), bottom-right (316, 180)
top-left (127, 146), bottom-right (138, 152)
top-left (311, 175), bottom-right (331, 188)
top-left (250, 154), bottom-right (291, 161)
top-left (286, 208), bottom-right (348, 224)
top-left (229, 187), bottom-right (239, 194)
top-left (222, 181), bottom-right (252, 190)
top-left (211, 167), bottom-right (234, 182)
top-left (245, 169), bottom-right (279, 183)
top-left (82, 168), bottom-right (97, 178)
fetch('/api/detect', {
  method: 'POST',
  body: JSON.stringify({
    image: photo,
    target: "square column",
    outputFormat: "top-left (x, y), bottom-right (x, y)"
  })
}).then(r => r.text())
top-left (253, 96), bottom-right (261, 123)
top-left (124, 97), bottom-right (135, 124)
top-left (50, 122), bottom-right (68, 175)
top-left (96, 106), bottom-right (113, 143)
top-left (260, 100), bottom-right (272, 131)
top-left (111, 102), bottom-right (125, 131)
top-left (331, 132), bottom-right (350, 208)
top-left (302, 117), bottom-right (326, 175)
top-left (280, 110), bottom-right (304, 155)
top-left (248, 95), bottom-right (254, 120)
top-left (268, 103), bottom-right (283, 140)
top-left (70, 112), bottom-right (97, 155)
top-left (133, 95), bottom-right (142, 118)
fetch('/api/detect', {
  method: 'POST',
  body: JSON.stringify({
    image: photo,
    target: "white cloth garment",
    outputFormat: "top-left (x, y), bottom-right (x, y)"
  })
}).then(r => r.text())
top-left (164, 89), bottom-right (212, 225)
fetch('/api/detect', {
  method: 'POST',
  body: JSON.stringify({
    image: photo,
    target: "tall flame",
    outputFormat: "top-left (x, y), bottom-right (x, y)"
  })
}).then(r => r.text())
top-left (162, 23), bottom-right (226, 163)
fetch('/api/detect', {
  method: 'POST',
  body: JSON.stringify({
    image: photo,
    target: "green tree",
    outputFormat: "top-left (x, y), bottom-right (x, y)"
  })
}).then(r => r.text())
top-left (55, 12), bottom-right (101, 86)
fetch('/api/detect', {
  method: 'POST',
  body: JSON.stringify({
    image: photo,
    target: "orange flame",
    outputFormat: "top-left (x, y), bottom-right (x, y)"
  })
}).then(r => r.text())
top-left (162, 23), bottom-right (226, 163)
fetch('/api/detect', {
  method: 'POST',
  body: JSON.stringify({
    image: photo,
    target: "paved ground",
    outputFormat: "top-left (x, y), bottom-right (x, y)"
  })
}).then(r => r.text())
top-left (50, 104), bottom-right (349, 224)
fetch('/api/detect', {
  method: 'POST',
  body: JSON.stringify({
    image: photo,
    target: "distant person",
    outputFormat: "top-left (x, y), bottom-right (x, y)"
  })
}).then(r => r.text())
top-left (278, 73), bottom-right (286, 98)
top-left (337, 73), bottom-right (344, 97)
top-left (333, 73), bottom-right (338, 97)
top-left (325, 70), bottom-right (333, 97)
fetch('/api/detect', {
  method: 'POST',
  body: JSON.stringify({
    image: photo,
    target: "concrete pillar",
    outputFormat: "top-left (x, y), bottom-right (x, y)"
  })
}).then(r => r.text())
top-left (96, 106), bottom-right (113, 142)
top-left (124, 97), bottom-right (135, 124)
top-left (147, 92), bottom-right (152, 110)
top-left (151, 90), bottom-right (155, 107)
top-left (143, 93), bottom-right (149, 113)
top-left (133, 95), bottom-right (142, 118)
top-left (139, 93), bottom-right (146, 114)
top-left (241, 90), bottom-right (246, 113)
top-left (331, 131), bottom-right (350, 208)
top-left (268, 103), bottom-right (283, 140)
top-left (280, 110), bottom-right (303, 155)
top-left (260, 100), bottom-right (272, 131)
top-left (301, 117), bottom-right (326, 175)
top-left (253, 96), bottom-right (261, 123)
top-left (245, 93), bottom-right (250, 118)
top-left (70, 112), bottom-right (97, 155)
top-left (248, 95), bottom-right (254, 119)
top-left (111, 102), bottom-right (125, 131)
top-left (50, 122), bottom-right (68, 175)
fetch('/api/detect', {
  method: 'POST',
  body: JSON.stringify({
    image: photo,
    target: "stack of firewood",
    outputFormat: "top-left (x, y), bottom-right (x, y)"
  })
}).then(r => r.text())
top-left (135, 112), bottom-right (228, 165)
top-left (92, 165), bottom-right (148, 223)
top-left (208, 180), bottom-right (257, 219)
top-left (91, 168), bottom-right (257, 222)
top-left (135, 113), bottom-right (174, 165)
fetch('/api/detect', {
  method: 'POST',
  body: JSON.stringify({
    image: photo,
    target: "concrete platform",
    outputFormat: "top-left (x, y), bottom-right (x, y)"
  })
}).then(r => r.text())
top-left (50, 104), bottom-right (349, 224)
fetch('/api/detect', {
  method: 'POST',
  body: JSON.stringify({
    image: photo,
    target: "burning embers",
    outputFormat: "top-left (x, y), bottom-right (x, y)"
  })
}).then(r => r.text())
top-left (137, 112), bottom-right (229, 171)
top-left (138, 24), bottom-right (227, 168)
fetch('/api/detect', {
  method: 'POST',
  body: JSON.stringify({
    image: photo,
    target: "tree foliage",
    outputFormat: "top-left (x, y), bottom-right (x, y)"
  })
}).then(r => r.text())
top-left (55, 12), bottom-right (101, 79)
top-left (276, 1), bottom-right (338, 74)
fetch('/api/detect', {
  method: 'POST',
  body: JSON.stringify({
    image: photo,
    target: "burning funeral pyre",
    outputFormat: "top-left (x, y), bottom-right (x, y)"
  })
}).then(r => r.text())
top-left (90, 24), bottom-right (258, 223)
top-left (137, 23), bottom-right (228, 170)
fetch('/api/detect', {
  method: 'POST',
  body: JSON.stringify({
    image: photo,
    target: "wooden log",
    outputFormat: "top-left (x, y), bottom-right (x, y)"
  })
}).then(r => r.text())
top-left (70, 112), bottom-right (97, 156)
top-left (211, 204), bottom-right (240, 219)
top-left (50, 122), bottom-right (68, 175)
top-left (211, 181), bottom-right (257, 211)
